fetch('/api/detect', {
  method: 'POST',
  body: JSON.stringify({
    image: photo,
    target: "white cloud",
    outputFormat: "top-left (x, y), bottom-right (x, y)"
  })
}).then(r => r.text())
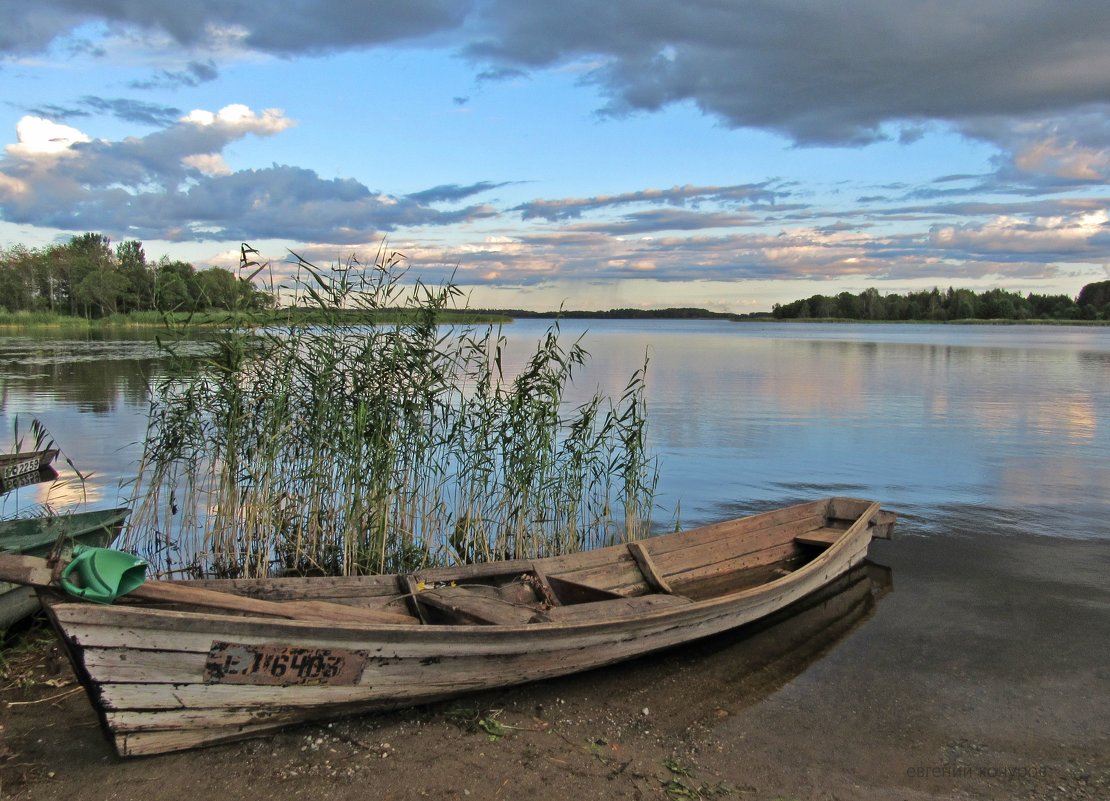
top-left (0, 173), bottom-right (28, 195)
top-left (960, 110), bottom-right (1110, 186)
top-left (515, 183), bottom-right (779, 221)
top-left (1014, 140), bottom-right (1109, 181)
top-left (5, 116), bottom-right (92, 158)
top-left (181, 104), bottom-right (294, 136)
top-left (181, 152), bottom-right (231, 176)
top-left (931, 211), bottom-right (1109, 255)
top-left (1010, 129), bottom-right (1110, 183)
top-left (0, 104), bottom-right (498, 243)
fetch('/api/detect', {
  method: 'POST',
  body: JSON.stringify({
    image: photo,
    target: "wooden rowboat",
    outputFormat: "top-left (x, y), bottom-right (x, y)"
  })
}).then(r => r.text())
top-left (0, 448), bottom-right (59, 481)
top-left (0, 507), bottom-right (129, 629)
top-left (16, 496), bottom-right (891, 756)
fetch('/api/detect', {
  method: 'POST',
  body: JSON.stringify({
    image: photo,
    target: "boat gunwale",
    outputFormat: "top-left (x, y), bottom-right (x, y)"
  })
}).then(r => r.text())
top-left (0, 506), bottom-right (130, 531)
top-left (0, 507), bottom-right (131, 553)
top-left (44, 498), bottom-right (881, 639)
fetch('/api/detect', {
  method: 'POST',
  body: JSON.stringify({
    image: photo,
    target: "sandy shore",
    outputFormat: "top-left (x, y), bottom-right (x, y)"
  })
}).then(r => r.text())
top-left (2, 531), bottom-right (1107, 801)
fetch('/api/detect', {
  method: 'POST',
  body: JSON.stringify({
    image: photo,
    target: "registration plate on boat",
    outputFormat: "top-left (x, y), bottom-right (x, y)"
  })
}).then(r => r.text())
top-left (2, 456), bottom-right (39, 479)
top-left (204, 641), bottom-right (368, 686)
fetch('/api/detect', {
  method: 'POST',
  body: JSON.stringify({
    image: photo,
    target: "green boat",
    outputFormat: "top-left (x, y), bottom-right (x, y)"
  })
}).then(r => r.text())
top-left (0, 507), bottom-right (129, 629)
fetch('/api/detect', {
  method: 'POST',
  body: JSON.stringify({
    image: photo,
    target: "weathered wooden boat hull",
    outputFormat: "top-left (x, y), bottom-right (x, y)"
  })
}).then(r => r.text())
top-left (0, 448), bottom-right (59, 481)
top-left (41, 497), bottom-right (893, 756)
top-left (0, 508), bottom-right (129, 629)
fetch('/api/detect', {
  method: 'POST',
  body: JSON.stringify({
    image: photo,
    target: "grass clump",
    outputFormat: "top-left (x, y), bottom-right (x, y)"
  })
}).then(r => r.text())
top-left (125, 246), bottom-right (657, 578)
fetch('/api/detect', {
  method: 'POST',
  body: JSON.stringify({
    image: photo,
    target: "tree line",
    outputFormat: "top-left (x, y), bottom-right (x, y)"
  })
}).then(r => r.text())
top-left (5, 233), bottom-right (1108, 323)
top-left (471, 307), bottom-right (747, 321)
top-left (771, 283), bottom-right (1110, 322)
top-left (0, 233), bottom-right (271, 317)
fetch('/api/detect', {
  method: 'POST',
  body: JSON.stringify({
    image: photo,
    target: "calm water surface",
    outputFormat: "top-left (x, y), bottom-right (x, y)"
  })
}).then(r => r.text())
top-left (5, 322), bottom-right (1107, 796)
top-left (2, 321), bottom-right (1108, 542)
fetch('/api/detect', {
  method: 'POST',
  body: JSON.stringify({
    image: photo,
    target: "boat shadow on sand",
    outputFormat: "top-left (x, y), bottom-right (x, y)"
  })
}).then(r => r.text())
top-left (453, 559), bottom-right (893, 734)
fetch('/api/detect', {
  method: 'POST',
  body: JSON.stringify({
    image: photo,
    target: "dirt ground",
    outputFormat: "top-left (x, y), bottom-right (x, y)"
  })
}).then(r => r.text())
top-left (2, 533), bottom-right (1107, 801)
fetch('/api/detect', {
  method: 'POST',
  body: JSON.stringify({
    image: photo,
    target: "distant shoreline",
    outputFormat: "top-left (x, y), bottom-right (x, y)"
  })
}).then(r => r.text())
top-left (748, 316), bottom-right (1109, 326)
top-left (0, 308), bottom-right (1106, 332)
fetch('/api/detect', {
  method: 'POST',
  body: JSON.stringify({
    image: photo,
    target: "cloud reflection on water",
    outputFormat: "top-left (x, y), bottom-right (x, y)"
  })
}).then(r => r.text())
top-left (1, 322), bottom-right (1107, 541)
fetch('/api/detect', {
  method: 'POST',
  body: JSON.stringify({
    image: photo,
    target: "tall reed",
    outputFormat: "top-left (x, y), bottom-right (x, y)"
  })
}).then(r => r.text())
top-left (125, 248), bottom-right (658, 578)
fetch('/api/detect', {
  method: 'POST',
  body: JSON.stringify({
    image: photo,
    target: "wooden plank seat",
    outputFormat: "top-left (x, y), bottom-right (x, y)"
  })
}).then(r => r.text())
top-left (533, 592), bottom-right (693, 625)
top-left (626, 540), bottom-right (674, 594)
top-left (413, 574), bottom-right (690, 625)
top-left (794, 527), bottom-right (845, 547)
top-left (545, 574), bottom-right (624, 604)
top-left (414, 586), bottom-right (540, 625)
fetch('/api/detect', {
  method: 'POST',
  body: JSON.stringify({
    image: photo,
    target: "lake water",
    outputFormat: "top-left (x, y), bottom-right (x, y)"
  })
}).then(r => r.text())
top-left (4, 320), bottom-right (1108, 796)
top-left (2, 320), bottom-right (1108, 542)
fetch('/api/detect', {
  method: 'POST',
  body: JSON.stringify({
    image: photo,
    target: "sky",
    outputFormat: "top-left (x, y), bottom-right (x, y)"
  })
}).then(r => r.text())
top-left (1, 1), bottom-right (1109, 313)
